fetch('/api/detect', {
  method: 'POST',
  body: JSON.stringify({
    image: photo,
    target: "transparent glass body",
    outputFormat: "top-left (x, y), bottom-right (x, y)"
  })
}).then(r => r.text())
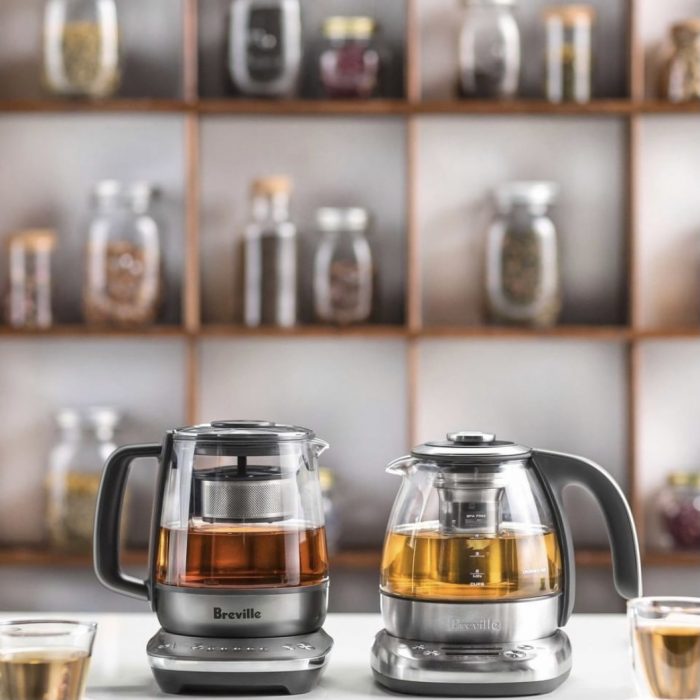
top-left (459, 1), bottom-right (521, 99)
top-left (243, 185), bottom-right (297, 328)
top-left (47, 408), bottom-right (120, 552)
top-left (156, 428), bottom-right (329, 589)
top-left (544, 9), bottom-right (594, 103)
top-left (629, 597), bottom-right (700, 700)
top-left (84, 182), bottom-right (162, 326)
top-left (380, 456), bottom-right (563, 602)
top-left (665, 23), bottom-right (700, 103)
top-left (313, 216), bottom-right (373, 325)
top-left (5, 230), bottom-right (56, 329)
top-left (43, 0), bottom-right (121, 98)
top-left (485, 191), bottom-right (561, 327)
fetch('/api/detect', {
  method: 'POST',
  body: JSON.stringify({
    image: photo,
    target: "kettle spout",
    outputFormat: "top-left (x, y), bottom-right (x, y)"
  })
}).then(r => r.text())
top-left (386, 455), bottom-right (417, 476)
top-left (311, 438), bottom-right (329, 458)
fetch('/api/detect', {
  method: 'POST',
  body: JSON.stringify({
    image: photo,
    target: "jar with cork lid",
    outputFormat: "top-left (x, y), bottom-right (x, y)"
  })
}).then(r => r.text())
top-left (5, 229), bottom-right (57, 329)
top-left (543, 5), bottom-right (596, 103)
top-left (243, 176), bottom-right (297, 328)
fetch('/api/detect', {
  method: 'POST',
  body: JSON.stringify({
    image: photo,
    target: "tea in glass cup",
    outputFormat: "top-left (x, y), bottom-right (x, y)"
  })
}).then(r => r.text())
top-left (629, 598), bottom-right (700, 699)
top-left (0, 620), bottom-right (97, 700)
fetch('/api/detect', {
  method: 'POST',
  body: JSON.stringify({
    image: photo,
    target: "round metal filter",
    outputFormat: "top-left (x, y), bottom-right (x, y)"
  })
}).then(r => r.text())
top-left (411, 430), bottom-right (531, 462)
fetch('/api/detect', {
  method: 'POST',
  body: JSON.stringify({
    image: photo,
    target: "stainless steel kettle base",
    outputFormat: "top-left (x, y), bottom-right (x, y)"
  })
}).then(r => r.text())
top-left (370, 628), bottom-right (572, 697)
top-left (147, 628), bottom-right (333, 695)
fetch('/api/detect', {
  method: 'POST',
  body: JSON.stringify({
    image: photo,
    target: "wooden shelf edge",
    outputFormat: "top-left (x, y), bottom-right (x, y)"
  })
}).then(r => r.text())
top-left (197, 99), bottom-right (409, 116)
top-left (413, 99), bottom-right (634, 116)
top-left (418, 325), bottom-right (633, 340)
top-left (199, 324), bottom-right (409, 338)
top-left (0, 99), bottom-right (190, 114)
top-left (0, 325), bottom-right (186, 338)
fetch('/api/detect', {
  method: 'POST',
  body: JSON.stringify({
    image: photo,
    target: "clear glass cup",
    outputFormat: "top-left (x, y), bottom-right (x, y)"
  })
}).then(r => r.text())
top-left (629, 598), bottom-right (700, 699)
top-left (0, 620), bottom-right (97, 700)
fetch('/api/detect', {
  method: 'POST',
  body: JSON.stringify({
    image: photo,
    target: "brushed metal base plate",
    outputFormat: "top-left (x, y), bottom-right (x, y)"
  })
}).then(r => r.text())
top-left (371, 628), bottom-right (572, 697)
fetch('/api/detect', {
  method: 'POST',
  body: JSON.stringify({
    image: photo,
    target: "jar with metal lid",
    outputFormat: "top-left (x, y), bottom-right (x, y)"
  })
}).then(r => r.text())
top-left (319, 16), bottom-right (381, 99)
top-left (543, 5), bottom-right (596, 103)
top-left (313, 207), bottom-right (373, 325)
top-left (458, 0), bottom-right (521, 99)
top-left (43, 0), bottom-right (121, 98)
top-left (84, 180), bottom-right (162, 326)
top-left (5, 229), bottom-right (56, 329)
top-left (485, 181), bottom-right (561, 327)
top-left (228, 0), bottom-right (302, 98)
top-left (657, 472), bottom-right (700, 549)
top-left (664, 19), bottom-right (700, 102)
top-left (243, 176), bottom-right (297, 327)
top-left (47, 407), bottom-right (121, 551)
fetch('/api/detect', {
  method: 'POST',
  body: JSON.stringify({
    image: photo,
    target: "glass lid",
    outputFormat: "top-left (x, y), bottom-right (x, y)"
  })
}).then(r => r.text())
top-left (411, 430), bottom-right (531, 461)
top-left (173, 420), bottom-right (315, 444)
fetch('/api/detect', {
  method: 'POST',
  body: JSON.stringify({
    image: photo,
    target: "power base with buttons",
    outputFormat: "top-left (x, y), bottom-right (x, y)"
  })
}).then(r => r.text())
top-left (370, 629), bottom-right (572, 697)
top-left (147, 628), bottom-right (333, 695)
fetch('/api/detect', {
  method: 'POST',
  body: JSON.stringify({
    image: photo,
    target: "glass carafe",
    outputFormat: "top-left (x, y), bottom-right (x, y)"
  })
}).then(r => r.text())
top-left (459, 0), bottom-right (521, 99)
top-left (47, 407), bottom-right (120, 551)
top-left (43, 0), bottom-right (121, 98)
top-left (313, 207), bottom-right (373, 325)
top-left (485, 181), bottom-right (561, 327)
top-left (84, 180), bottom-right (162, 326)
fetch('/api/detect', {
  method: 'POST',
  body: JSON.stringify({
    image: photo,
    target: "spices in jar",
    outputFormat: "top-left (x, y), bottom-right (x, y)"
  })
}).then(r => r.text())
top-left (319, 16), bottom-right (381, 99)
top-left (543, 5), bottom-right (596, 103)
top-left (313, 207), bottom-right (373, 325)
top-left (485, 181), bottom-right (561, 327)
top-left (84, 181), bottom-right (163, 326)
top-left (228, 0), bottom-right (302, 98)
top-left (243, 176), bottom-right (297, 328)
top-left (46, 408), bottom-right (122, 552)
top-left (5, 229), bottom-right (56, 329)
top-left (458, 0), bottom-right (521, 99)
top-left (43, 0), bottom-right (121, 98)
top-left (664, 19), bottom-right (700, 102)
top-left (657, 472), bottom-right (700, 549)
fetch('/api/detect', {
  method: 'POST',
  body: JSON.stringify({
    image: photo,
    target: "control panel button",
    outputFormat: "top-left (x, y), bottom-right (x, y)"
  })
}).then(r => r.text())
top-left (411, 644), bottom-right (425, 651)
top-left (297, 643), bottom-right (314, 650)
top-left (503, 650), bottom-right (527, 660)
top-left (191, 644), bottom-right (204, 651)
top-left (423, 650), bottom-right (440, 657)
top-left (518, 644), bottom-right (534, 651)
top-left (282, 645), bottom-right (295, 651)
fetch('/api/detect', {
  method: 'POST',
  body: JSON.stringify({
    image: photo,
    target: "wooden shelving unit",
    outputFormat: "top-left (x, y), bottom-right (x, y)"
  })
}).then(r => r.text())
top-left (0, 0), bottom-right (699, 576)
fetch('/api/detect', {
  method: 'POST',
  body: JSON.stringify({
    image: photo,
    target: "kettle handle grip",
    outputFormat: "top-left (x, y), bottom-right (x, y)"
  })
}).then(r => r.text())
top-left (532, 449), bottom-right (642, 624)
top-left (93, 442), bottom-right (163, 601)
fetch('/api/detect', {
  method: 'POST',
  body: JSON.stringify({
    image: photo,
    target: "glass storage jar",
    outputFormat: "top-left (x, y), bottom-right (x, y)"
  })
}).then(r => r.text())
top-left (319, 468), bottom-right (340, 555)
top-left (458, 0), bottom-right (521, 99)
top-left (5, 229), bottom-right (56, 329)
top-left (43, 0), bottom-right (121, 98)
top-left (47, 407), bottom-right (121, 551)
top-left (313, 207), bottom-right (373, 325)
top-left (243, 176), bottom-right (297, 327)
top-left (664, 19), bottom-right (700, 102)
top-left (319, 16), bottom-right (381, 99)
top-left (228, 0), bottom-right (302, 98)
top-left (657, 472), bottom-right (700, 549)
top-left (543, 5), bottom-right (596, 103)
top-left (485, 181), bottom-right (561, 327)
top-left (84, 180), bottom-right (162, 326)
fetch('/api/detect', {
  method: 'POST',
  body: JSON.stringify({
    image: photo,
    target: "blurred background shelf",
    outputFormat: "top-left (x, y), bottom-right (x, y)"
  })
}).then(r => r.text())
top-left (0, 325), bottom-right (187, 338)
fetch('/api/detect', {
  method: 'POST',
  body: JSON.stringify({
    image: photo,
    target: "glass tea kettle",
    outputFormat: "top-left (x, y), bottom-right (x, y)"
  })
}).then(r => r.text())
top-left (94, 420), bottom-right (330, 638)
top-left (372, 430), bottom-right (641, 695)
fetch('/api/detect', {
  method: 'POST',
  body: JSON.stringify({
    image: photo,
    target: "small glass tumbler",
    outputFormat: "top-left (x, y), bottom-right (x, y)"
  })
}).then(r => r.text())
top-left (629, 598), bottom-right (700, 699)
top-left (0, 620), bottom-right (97, 700)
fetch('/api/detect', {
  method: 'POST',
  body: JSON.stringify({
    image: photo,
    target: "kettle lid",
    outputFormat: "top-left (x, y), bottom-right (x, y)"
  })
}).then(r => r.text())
top-left (173, 420), bottom-right (315, 444)
top-left (412, 430), bottom-right (531, 461)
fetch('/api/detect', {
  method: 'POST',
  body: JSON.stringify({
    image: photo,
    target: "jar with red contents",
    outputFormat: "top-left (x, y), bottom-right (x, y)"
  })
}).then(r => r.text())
top-left (658, 472), bottom-right (700, 549)
top-left (319, 16), bottom-right (381, 99)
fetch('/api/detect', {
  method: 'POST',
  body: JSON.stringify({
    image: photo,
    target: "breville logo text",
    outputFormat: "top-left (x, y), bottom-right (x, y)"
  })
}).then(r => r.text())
top-left (448, 618), bottom-right (502, 632)
top-left (213, 607), bottom-right (262, 620)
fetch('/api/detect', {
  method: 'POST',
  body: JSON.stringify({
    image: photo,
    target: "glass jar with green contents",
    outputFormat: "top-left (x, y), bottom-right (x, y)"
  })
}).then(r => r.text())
top-left (43, 0), bottom-right (121, 98)
top-left (543, 5), bottom-right (595, 103)
top-left (485, 181), bottom-right (561, 327)
top-left (46, 407), bottom-right (122, 551)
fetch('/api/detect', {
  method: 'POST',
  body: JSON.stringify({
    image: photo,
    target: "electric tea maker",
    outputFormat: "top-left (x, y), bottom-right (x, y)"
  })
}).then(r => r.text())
top-left (371, 430), bottom-right (642, 696)
top-left (94, 420), bottom-right (333, 695)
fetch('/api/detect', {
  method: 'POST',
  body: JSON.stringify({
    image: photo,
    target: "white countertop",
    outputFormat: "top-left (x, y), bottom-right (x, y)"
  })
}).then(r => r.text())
top-left (5, 613), bottom-right (638, 699)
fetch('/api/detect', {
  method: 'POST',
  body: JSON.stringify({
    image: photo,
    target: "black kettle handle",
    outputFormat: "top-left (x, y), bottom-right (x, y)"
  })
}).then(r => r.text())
top-left (93, 442), bottom-right (163, 601)
top-left (532, 449), bottom-right (642, 626)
